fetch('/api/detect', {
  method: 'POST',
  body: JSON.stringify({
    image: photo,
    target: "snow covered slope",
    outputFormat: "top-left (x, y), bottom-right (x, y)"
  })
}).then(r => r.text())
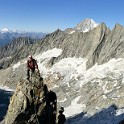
top-left (65, 18), bottom-right (99, 34)
top-left (1, 48), bottom-right (124, 123)
top-left (36, 48), bottom-right (124, 123)
top-left (75, 18), bottom-right (99, 32)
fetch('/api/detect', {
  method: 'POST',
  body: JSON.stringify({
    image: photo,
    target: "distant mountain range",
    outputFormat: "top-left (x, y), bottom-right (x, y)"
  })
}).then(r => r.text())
top-left (1, 18), bottom-right (124, 124)
top-left (0, 29), bottom-right (46, 46)
top-left (0, 18), bottom-right (97, 46)
top-left (1, 18), bottom-right (124, 69)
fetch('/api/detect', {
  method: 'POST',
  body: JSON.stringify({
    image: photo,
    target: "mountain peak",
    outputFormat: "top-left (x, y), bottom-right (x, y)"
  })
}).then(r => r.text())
top-left (74, 18), bottom-right (99, 32)
top-left (83, 18), bottom-right (95, 22)
top-left (1, 28), bottom-right (9, 33)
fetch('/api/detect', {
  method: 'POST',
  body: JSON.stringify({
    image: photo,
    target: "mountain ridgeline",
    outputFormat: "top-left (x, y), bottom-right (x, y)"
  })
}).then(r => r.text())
top-left (0, 31), bottom-right (46, 46)
top-left (1, 18), bottom-right (124, 124)
top-left (0, 18), bottom-right (124, 69)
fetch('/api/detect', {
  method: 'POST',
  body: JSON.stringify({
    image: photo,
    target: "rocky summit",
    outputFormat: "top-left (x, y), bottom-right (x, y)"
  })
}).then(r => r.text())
top-left (5, 72), bottom-right (57, 124)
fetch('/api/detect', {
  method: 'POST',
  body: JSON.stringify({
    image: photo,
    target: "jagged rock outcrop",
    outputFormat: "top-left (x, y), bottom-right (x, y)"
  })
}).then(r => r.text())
top-left (86, 23), bottom-right (111, 68)
top-left (5, 72), bottom-right (57, 124)
top-left (97, 24), bottom-right (124, 64)
top-left (0, 37), bottom-right (34, 59)
top-left (0, 37), bottom-right (34, 69)
top-left (48, 23), bottom-right (110, 67)
top-left (87, 24), bottom-right (124, 68)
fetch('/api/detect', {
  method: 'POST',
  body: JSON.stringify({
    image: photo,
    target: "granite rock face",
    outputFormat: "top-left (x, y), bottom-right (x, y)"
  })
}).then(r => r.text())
top-left (0, 37), bottom-right (34, 59)
top-left (5, 72), bottom-right (57, 124)
top-left (96, 24), bottom-right (124, 64)
top-left (0, 37), bottom-right (34, 69)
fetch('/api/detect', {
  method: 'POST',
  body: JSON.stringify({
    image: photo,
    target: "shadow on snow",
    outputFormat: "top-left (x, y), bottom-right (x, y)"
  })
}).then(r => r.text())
top-left (65, 104), bottom-right (124, 124)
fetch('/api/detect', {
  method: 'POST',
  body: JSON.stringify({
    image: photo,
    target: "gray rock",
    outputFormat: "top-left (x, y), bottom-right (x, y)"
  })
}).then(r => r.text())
top-left (5, 73), bottom-right (57, 124)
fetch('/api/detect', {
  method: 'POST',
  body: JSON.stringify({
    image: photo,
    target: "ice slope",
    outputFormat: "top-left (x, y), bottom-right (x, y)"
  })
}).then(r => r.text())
top-left (10, 48), bottom-right (124, 123)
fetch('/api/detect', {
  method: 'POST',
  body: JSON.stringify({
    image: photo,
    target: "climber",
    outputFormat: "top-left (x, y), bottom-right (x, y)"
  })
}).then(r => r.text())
top-left (27, 55), bottom-right (39, 80)
top-left (58, 107), bottom-right (66, 124)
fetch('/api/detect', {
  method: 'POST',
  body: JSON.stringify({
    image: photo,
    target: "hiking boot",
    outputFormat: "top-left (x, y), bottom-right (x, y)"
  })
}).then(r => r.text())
top-left (27, 77), bottom-right (29, 80)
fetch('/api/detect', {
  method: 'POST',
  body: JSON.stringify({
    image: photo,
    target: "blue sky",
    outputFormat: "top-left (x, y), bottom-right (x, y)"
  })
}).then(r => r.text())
top-left (0, 0), bottom-right (124, 32)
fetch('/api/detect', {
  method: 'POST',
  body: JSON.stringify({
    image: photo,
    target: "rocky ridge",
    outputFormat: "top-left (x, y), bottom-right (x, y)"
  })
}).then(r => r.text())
top-left (0, 37), bottom-right (35, 69)
top-left (1, 19), bottom-right (124, 70)
top-left (5, 72), bottom-right (57, 124)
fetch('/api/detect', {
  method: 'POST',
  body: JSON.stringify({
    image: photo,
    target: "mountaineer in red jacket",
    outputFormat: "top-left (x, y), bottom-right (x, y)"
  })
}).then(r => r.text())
top-left (27, 55), bottom-right (39, 80)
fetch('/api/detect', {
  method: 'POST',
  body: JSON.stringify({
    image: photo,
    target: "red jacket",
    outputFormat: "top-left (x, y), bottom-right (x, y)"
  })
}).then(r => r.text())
top-left (27, 59), bottom-right (38, 70)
